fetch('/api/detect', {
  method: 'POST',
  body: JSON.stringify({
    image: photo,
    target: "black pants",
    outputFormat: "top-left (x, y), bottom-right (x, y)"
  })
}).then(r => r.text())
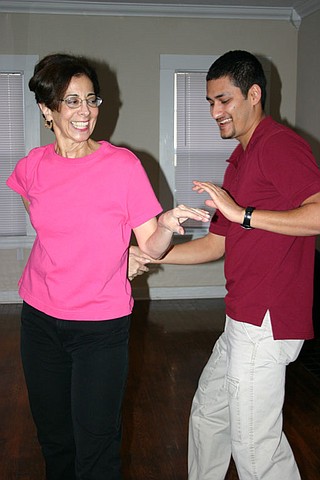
top-left (21, 302), bottom-right (130, 480)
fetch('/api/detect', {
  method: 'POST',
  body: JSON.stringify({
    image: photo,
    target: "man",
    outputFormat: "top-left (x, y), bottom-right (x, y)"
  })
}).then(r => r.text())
top-left (131, 50), bottom-right (320, 479)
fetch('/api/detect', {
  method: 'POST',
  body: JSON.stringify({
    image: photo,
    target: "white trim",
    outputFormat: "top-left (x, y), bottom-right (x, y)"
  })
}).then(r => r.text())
top-left (159, 54), bottom-right (217, 211)
top-left (132, 285), bottom-right (226, 300)
top-left (290, 8), bottom-right (301, 28)
top-left (0, 236), bottom-right (35, 249)
top-left (0, 55), bottom-right (39, 156)
top-left (0, 55), bottom-right (39, 245)
top-left (0, 1), bottom-right (301, 25)
top-left (1, 285), bottom-right (227, 303)
top-left (0, 291), bottom-right (21, 303)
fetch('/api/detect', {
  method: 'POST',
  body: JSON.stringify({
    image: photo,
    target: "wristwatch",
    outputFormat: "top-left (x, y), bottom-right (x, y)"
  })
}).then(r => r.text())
top-left (242, 206), bottom-right (255, 230)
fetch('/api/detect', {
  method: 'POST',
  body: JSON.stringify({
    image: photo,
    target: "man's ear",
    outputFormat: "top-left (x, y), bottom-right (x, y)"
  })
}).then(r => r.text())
top-left (249, 84), bottom-right (262, 106)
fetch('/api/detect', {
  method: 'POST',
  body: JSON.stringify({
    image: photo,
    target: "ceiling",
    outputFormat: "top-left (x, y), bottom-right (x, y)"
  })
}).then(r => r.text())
top-left (0, 0), bottom-right (319, 28)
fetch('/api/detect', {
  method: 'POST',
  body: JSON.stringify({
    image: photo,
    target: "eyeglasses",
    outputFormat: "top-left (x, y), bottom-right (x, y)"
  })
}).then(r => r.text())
top-left (60, 95), bottom-right (103, 109)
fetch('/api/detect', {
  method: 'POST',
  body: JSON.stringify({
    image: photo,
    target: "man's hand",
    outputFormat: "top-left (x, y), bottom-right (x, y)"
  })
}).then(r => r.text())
top-left (193, 181), bottom-right (244, 224)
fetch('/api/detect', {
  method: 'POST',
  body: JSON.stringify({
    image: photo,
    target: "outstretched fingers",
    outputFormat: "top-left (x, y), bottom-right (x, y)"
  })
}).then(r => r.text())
top-left (175, 204), bottom-right (211, 223)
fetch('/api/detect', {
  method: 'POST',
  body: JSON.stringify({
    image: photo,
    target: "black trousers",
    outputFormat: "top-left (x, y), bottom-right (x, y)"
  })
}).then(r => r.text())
top-left (20, 302), bottom-right (130, 480)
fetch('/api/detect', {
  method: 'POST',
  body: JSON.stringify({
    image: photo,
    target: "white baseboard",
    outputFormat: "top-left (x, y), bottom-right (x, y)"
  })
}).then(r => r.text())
top-left (0, 291), bottom-right (22, 303)
top-left (0, 286), bottom-right (226, 304)
top-left (132, 285), bottom-right (226, 300)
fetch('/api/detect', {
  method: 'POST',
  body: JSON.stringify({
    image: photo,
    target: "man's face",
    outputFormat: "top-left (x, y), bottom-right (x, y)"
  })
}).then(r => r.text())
top-left (206, 75), bottom-right (261, 148)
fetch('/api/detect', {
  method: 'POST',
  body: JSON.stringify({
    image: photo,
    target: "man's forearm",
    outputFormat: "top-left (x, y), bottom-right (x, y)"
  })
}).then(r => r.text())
top-left (155, 233), bottom-right (225, 265)
top-left (248, 196), bottom-right (320, 236)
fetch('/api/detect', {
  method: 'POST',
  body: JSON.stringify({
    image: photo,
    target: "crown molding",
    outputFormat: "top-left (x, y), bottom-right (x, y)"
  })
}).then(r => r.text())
top-left (0, 1), bottom-right (303, 28)
top-left (0, 1), bottom-right (294, 19)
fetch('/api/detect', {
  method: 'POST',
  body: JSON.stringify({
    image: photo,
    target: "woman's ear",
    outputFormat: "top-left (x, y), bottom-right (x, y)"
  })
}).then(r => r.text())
top-left (38, 103), bottom-right (54, 131)
top-left (38, 103), bottom-right (53, 121)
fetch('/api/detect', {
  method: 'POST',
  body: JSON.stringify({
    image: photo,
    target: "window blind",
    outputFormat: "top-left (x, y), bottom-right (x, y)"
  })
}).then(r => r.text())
top-left (174, 71), bottom-right (238, 227)
top-left (0, 72), bottom-right (27, 236)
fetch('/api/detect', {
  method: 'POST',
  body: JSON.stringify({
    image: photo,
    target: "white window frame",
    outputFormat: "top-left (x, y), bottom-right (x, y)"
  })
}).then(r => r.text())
top-left (159, 54), bottom-right (270, 238)
top-left (0, 55), bottom-right (39, 248)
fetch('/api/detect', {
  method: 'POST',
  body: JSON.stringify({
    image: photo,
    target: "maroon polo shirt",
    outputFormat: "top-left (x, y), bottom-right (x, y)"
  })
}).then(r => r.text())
top-left (210, 116), bottom-right (320, 340)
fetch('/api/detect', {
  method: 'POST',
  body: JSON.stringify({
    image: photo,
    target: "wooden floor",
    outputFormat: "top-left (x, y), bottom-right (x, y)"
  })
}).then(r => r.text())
top-left (0, 299), bottom-right (319, 480)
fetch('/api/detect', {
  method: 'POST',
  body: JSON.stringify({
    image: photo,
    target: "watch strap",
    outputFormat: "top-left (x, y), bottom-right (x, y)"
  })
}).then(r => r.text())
top-left (242, 206), bottom-right (255, 230)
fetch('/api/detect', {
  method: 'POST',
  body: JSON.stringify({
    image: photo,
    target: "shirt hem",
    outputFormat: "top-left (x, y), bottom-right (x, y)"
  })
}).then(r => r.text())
top-left (19, 288), bottom-right (133, 321)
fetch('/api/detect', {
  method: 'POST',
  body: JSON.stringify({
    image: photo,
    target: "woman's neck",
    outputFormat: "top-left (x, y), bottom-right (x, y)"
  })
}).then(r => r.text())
top-left (54, 139), bottom-right (100, 158)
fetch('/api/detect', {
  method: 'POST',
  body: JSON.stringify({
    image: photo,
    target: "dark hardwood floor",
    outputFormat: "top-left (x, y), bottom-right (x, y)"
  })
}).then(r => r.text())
top-left (0, 300), bottom-right (319, 480)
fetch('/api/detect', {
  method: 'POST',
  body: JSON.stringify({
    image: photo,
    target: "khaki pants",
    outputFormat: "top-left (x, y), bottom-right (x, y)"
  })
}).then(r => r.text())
top-left (188, 311), bottom-right (303, 480)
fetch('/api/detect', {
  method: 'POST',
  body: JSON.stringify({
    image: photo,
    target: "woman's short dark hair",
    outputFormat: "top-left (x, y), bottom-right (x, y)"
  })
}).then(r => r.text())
top-left (29, 53), bottom-right (100, 111)
top-left (206, 50), bottom-right (267, 110)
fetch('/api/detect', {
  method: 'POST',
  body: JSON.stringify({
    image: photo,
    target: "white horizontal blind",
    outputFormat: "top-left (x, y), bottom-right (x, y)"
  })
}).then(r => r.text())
top-left (174, 71), bottom-right (237, 227)
top-left (0, 72), bottom-right (27, 236)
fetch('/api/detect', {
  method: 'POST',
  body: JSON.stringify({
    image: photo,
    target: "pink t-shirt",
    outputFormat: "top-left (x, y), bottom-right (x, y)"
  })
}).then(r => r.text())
top-left (7, 141), bottom-right (162, 320)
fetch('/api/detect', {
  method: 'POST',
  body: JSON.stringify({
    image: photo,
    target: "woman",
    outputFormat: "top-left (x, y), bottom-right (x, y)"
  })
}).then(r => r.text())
top-left (7, 53), bottom-right (209, 480)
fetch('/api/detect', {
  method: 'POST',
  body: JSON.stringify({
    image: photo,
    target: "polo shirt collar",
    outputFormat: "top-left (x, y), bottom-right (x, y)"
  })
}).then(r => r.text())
top-left (227, 115), bottom-right (272, 167)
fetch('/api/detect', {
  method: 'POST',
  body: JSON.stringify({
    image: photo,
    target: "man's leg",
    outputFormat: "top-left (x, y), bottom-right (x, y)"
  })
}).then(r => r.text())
top-left (188, 327), bottom-right (232, 480)
top-left (227, 311), bottom-right (302, 480)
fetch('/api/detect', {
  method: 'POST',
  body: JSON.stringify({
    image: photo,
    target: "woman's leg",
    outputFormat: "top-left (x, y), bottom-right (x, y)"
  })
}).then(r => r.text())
top-left (65, 316), bottom-right (130, 480)
top-left (20, 302), bottom-right (76, 480)
top-left (21, 303), bottom-right (130, 480)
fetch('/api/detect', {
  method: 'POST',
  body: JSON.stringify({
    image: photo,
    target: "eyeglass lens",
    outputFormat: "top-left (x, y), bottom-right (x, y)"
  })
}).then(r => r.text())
top-left (62, 96), bottom-right (102, 108)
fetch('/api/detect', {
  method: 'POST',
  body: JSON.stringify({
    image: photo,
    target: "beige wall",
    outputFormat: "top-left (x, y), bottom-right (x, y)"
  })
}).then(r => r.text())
top-left (0, 14), bottom-right (298, 143)
top-left (0, 11), bottom-right (310, 300)
top-left (296, 10), bottom-right (320, 165)
top-left (296, 10), bottom-right (320, 250)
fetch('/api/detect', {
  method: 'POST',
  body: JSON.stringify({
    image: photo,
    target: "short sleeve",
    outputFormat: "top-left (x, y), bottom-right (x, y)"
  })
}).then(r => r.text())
top-left (6, 155), bottom-right (29, 199)
top-left (126, 160), bottom-right (162, 228)
top-left (259, 131), bottom-right (320, 207)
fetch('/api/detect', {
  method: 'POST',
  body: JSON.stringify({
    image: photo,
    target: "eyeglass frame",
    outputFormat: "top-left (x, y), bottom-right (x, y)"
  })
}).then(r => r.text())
top-left (60, 94), bottom-right (103, 109)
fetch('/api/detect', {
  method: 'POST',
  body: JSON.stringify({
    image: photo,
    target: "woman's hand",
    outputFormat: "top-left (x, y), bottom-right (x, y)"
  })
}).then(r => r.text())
top-left (158, 204), bottom-right (210, 236)
top-left (133, 205), bottom-right (210, 260)
top-left (128, 246), bottom-right (151, 281)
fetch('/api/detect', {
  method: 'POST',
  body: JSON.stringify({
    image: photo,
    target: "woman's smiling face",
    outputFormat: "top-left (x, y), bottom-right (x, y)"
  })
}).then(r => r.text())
top-left (42, 74), bottom-right (100, 150)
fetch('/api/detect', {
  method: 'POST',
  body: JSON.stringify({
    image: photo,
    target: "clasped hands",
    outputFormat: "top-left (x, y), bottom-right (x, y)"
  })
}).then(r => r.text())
top-left (128, 202), bottom-right (210, 280)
